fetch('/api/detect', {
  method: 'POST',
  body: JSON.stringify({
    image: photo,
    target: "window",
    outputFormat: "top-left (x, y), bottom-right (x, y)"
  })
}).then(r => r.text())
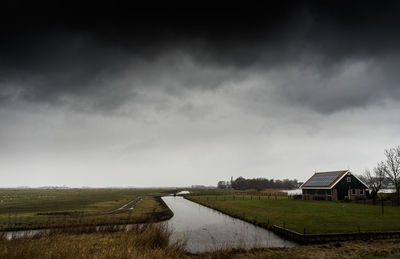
top-left (352, 189), bottom-right (356, 195)
top-left (347, 177), bottom-right (351, 183)
top-left (360, 189), bottom-right (363, 195)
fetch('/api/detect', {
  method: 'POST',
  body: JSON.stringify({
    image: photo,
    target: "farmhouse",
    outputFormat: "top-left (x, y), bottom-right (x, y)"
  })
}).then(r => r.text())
top-left (301, 170), bottom-right (368, 201)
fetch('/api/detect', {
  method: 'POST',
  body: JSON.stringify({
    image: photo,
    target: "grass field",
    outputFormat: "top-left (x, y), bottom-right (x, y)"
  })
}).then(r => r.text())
top-left (2, 189), bottom-right (400, 258)
top-left (0, 188), bottom-right (172, 231)
top-left (186, 195), bottom-right (400, 234)
top-left (1, 224), bottom-right (400, 259)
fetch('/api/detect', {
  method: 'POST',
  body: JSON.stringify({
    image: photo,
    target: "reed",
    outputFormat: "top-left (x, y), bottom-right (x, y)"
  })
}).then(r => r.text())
top-left (1, 225), bottom-right (400, 258)
top-left (0, 223), bottom-right (187, 259)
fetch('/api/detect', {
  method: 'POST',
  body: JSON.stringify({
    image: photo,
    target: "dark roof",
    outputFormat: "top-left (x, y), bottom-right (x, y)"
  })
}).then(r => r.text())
top-left (301, 170), bottom-right (348, 188)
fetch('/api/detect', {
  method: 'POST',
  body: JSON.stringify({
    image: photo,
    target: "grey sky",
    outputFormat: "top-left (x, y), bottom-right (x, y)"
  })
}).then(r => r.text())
top-left (1, 1), bottom-right (400, 187)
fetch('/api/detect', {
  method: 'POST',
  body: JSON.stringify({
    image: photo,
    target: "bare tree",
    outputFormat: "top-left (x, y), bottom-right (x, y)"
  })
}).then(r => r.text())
top-left (383, 146), bottom-right (400, 203)
top-left (362, 162), bottom-right (385, 201)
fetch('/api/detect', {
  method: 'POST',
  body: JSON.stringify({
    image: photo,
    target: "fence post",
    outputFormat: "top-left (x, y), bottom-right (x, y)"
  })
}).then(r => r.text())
top-left (382, 200), bottom-right (384, 215)
top-left (303, 228), bottom-right (306, 235)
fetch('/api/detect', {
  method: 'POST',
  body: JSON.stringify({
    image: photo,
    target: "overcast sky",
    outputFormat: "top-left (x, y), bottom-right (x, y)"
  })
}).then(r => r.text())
top-left (1, 1), bottom-right (400, 187)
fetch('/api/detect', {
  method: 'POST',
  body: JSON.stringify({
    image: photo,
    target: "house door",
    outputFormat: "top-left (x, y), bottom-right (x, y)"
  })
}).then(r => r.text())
top-left (337, 188), bottom-right (346, 200)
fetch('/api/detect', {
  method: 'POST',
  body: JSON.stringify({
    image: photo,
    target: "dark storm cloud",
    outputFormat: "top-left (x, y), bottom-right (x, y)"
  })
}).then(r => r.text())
top-left (1, 1), bottom-right (400, 114)
top-left (3, 1), bottom-right (400, 187)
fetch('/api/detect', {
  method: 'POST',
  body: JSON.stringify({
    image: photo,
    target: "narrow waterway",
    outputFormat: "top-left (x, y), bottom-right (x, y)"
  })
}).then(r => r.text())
top-left (162, 196), bottom-right (296, 253)
top-left (2, 196), bottom-right (297, 253)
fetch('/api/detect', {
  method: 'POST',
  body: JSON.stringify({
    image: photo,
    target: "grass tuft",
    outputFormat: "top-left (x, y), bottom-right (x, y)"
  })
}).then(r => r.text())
top-left (0, 223), bottom-right (187, 259)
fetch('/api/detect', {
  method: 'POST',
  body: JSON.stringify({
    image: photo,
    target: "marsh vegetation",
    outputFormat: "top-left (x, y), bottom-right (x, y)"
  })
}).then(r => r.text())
top-left (1, 225), bottom-right (400, 259)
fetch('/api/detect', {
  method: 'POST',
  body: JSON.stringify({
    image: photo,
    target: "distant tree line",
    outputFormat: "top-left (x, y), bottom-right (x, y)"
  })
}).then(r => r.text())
top-left (218, 177), bottom-right (299, 190)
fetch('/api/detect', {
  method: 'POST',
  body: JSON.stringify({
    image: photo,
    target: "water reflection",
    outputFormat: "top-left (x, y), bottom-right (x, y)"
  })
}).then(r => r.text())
top-left (162, 196), bottom-right (296, 253)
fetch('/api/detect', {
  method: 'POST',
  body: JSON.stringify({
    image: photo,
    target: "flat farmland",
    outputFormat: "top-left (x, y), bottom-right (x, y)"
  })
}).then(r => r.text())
top-left (186, 195), bottom-right (400, 234)
top-left (0, 188), bottom-right (172, 231)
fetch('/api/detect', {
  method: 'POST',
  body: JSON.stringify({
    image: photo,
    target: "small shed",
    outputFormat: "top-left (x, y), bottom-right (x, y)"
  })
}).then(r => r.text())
top-left (300, 170), bottom-right (368, 201)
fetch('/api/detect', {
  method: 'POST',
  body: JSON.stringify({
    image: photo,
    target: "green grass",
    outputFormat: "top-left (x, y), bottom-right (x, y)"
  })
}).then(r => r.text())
top-left (186, 195), bottom-right (400, 234)
top-left (0, 188), bottom-right (172, 231)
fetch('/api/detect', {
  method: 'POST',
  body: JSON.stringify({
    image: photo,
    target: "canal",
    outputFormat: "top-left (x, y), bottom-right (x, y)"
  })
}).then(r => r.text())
top-left (162, 196), bottom-right (296, 253)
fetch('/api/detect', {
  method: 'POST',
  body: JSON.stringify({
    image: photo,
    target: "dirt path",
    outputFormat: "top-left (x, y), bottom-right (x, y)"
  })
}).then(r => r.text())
top-left (101, 196), bottom-right (144, 215)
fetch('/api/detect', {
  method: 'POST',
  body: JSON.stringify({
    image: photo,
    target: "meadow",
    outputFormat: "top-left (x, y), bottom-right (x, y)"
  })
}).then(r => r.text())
top-left (0, 188), bottom-right (172, 231)
top-left (1, 189), bottom-right (400, 258)
top-left (186, 194), bottom-right (400, 234)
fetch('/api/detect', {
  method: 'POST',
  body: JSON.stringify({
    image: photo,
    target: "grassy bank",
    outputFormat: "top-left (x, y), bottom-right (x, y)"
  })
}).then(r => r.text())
top-left (0, 188), bottom-right (172, 231)
top-left (1, 225), bottom-right (400, 259)
top-left (186, 195), bottom-right (400, 234)
top-left (0, 223), bottom-right (186, 259)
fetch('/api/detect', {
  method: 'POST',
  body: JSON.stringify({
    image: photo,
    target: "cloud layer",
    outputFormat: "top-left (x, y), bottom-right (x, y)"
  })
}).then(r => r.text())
top-left (1, 1), bottom-right (400, 186)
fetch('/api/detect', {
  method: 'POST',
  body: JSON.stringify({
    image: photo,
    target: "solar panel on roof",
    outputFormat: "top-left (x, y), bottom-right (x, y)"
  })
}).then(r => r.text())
top-left (302, 172), bottom-right (343, 187)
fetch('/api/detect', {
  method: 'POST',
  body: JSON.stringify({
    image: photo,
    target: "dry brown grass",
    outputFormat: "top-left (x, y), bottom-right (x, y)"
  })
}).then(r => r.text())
top-left (197, 240), bottom-right (400, 259)
top-left (0, 223), bottom-right (186, 259)
top-left (1, 224), bottom-right (400, 258)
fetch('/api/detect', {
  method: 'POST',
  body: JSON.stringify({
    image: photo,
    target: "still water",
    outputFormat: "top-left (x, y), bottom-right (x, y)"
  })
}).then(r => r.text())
top-left (162, 196), bottom-right (296, 253)
top-left (2, 196), bottom-right (296, 253)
